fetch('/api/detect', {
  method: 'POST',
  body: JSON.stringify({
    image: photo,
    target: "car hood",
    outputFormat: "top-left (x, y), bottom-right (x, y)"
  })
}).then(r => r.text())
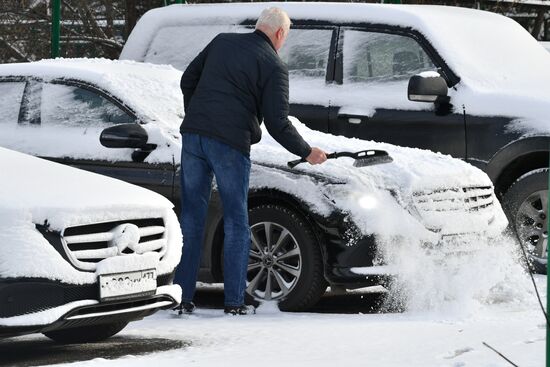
top-left (0, 147), bottom-right (174, 231)
top-left (250, 118), bottom-right (508, 240)
top-left (253, 118), bottom-right (492, 195)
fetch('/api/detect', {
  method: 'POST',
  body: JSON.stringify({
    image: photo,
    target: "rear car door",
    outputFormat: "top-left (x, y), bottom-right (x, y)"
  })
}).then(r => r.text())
top-left (328, 27), bottom-right (466, 158)
top-left (0, 78), bottom-right (175, 201)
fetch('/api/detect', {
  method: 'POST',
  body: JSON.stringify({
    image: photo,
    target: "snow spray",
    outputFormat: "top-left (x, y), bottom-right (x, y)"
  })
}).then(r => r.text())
top-left (377, 234), bottom-right (534, 315)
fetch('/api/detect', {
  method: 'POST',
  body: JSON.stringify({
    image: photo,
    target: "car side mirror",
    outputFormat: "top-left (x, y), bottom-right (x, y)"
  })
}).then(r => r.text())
top-left (408, 73), bottom-right (448, 103)
top-left (100, 123), bottom-right (150, 149)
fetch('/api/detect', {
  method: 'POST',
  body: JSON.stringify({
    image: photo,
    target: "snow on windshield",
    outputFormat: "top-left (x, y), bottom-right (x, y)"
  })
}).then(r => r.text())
top-left (145, 25), bottom-right (248, 71)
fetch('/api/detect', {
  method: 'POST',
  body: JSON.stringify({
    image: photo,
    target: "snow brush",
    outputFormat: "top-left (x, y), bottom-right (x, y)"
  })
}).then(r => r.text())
top-left (287, 150), bottom-right (393, 169)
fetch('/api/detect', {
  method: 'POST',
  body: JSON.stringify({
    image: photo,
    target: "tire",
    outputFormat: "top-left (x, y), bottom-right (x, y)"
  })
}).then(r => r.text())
top-left (502, 169), bottom-right (548, 274)
top-left (43, 321), bottom-right (129, 343)
top-left (247, 204), bottom-right (327, 311)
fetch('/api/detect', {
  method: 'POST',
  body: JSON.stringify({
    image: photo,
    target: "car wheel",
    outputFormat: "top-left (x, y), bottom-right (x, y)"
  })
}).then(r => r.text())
top-left (43, 321), bottom-right (129, 343)
top-left (247, 204), bottom-right (327, 311)
top-left (503, 168), bottom-right (548, 274)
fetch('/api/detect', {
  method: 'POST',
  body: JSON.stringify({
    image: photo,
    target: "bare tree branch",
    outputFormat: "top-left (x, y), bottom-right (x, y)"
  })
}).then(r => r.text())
top-left (60, 35), bottom-right (123, 50)
top-left (0, 36), bottom-right (31, 62)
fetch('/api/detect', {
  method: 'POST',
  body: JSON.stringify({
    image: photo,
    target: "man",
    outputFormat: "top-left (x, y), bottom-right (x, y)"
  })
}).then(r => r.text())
top-left (176, 7), bottom-right (327, 315)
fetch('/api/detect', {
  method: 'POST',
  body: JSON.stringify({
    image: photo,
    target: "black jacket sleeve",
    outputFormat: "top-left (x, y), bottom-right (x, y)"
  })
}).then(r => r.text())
top-left (180, 41), bottom-right (211, 113)
top-left (261, 65), bottom-right (312, 158)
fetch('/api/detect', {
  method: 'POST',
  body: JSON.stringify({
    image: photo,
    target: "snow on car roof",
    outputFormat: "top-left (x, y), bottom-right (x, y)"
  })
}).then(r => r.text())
top-left (121, 3), bottom-right (550, 107)
top-left (0, 58), bottom-right (184, 131)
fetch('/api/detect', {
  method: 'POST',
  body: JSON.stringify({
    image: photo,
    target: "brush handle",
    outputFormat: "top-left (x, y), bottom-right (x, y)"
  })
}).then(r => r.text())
top-left (288, 152), bottom-right (340, 168)
top-left (287, 157), bottom-right (307, 168)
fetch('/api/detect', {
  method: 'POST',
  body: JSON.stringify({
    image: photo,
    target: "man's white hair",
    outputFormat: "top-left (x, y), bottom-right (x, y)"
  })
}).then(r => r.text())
top-left (255, 7), bottom-right (291, 33)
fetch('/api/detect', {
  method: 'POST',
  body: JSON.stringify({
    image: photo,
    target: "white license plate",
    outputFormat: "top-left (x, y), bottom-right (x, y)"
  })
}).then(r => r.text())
top-left (99, 269), bottom-right (157, 301)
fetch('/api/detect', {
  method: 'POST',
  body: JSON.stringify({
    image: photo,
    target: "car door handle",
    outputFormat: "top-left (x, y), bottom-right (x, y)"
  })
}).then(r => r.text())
top-left (338, 114), bottom-right (367, 124)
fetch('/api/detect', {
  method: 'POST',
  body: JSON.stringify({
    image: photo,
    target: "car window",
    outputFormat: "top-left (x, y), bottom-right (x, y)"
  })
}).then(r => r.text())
top-left (343, 30), bottom-right (436, 83)
top-left (0, 82), bottom-right (25, 124)
top-left (145, 25), bottom-right (248, 71)
top-left (41, 83), bottom-right (134, 127)
top-left (0, 82), bottom-right (135, 161)
top-left (278, 28), bottom-right (333, 81)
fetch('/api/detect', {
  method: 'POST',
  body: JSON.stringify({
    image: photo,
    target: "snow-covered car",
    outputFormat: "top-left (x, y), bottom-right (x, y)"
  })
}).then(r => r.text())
top-left (0, 59), bottom-right (508, 311)
top-left (120, 2), bottom-right (549, 271)
top-left (0, 147), bottom-right (182, 342)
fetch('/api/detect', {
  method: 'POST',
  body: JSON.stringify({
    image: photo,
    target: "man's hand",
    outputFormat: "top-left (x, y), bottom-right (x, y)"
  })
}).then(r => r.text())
top-left (306, 147), bottom-right (328, 165)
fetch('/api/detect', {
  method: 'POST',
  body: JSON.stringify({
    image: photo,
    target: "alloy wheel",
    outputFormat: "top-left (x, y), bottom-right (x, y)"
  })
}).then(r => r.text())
top-left (246, 221), bottom-right (302, 301)
top-left (515, 189), bottom-right (548, 260)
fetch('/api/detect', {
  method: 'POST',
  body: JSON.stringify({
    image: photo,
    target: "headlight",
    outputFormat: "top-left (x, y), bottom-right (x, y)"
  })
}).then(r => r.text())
top-left (357, 195), bottom-right (378, 210)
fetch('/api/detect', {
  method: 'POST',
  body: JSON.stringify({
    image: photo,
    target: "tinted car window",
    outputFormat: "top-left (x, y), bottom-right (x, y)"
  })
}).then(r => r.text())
top-left (278, 28), bottom-right (333, 80)
top-left (145, 25), bottom-right (248, 71)
top-left (343, 30), bottom-right (436, 83)
top-left (41, 83), bottom-right (134, 127)
top-left (0, 82), bottom-right (25, 124)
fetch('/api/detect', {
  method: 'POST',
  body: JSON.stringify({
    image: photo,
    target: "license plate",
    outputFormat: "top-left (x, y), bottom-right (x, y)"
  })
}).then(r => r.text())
top-left (99, 269), bottom-right (157, 301)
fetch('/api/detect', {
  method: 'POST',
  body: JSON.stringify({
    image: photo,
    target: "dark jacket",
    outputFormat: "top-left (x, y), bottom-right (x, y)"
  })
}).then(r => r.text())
top-left (179, 30), bottom-right (312, 158)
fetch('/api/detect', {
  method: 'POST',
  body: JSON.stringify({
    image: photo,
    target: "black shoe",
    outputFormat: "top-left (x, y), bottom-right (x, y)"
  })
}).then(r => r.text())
top-left (175, 301), bottom-right (195, 315)
top-left (224, 305), bottom-right (256, 315)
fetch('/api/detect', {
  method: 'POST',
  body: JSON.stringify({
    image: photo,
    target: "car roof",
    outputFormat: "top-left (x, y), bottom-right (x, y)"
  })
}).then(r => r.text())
top-left (120, 2), bottom-right (501, 62)
top-left (0, 59), bottom-right (184, 129)
top-left (121, 2), bottom-right (550, 101)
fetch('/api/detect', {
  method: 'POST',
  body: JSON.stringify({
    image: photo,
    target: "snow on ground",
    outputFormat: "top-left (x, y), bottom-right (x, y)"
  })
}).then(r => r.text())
top-left (36, 233), bottom-right (544, 367)
top-left (49, 277), bottom-right (545, 367)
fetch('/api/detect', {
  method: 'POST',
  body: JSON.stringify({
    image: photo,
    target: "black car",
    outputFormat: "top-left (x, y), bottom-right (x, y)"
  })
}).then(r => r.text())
top-left (120, 2), bottom-right (550, 270)
top-left (0, 59), bottom-right (508, 311)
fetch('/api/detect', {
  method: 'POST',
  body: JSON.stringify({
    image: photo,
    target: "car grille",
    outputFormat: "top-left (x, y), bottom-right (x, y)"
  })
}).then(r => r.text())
top-left (61, 218), bottom-right (167, 272)
top-left (413, 186), bottom-right (494, 213)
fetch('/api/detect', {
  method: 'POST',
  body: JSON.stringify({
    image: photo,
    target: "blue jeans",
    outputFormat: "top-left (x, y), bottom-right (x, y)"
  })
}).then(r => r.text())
top-left (174, 133), bottom-right (251, 307)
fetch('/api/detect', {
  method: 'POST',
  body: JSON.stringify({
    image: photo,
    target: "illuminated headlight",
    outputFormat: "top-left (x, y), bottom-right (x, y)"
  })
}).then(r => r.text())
top-left (358, 195), bottom-right (378, 210)
top-left (344, 191), bottom-right (379, 211)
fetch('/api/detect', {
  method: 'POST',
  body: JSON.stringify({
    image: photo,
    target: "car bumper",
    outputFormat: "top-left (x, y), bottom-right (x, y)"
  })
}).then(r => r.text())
top-left (323, 230), bottom-right (493, 288)
top-left (0, 280), bottom-right (180, 338)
